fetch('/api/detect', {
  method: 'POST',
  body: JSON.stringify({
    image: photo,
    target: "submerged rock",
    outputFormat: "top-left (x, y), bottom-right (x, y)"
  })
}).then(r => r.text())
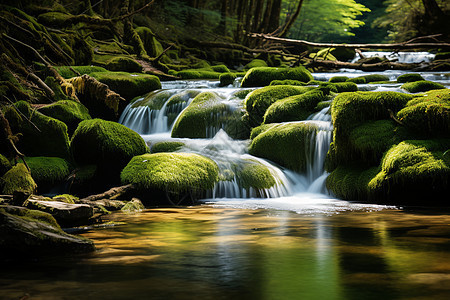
top-left (0, 205), bottom-right (95, 257)
top-left (241, 66), bottom-right (313, 88)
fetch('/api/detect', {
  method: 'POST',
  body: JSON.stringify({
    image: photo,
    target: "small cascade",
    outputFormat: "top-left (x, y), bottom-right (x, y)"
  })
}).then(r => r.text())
top-left (119, 83), bottom-right (334, 200)
top-left (351, 51), bottom-right (435, 64)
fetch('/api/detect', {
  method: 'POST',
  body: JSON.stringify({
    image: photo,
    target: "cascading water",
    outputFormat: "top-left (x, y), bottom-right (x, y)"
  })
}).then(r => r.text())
top-left (119, 82), bottom-right (334, 202)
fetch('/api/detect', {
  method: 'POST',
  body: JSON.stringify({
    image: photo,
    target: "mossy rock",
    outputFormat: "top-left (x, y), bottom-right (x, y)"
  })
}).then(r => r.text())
top-left (0, 154), bottom-right (11, 177)
top-left (347, 74), bottom-right (390, 84)
top-left (219, 73), bottom-right (237, 87)
top-left (2, 101), bottom-right (71, 160)
top-left (121, 153), bottom-right (219, 195)
top-left (171, 91), bottom-right (246, 139)
top-left (38, 100), bottom-right (91, 136)
top-left (241, 67), bottom-right (313, 88)
top-left (212, 65), bottom-right (230, 73)
top-left (176, 69), bottom-right (222, 79)
top-left (90, 71), bottom-right (161, 100)
top-left (263, 90), bottom-right (327, 124)
top-left (269, 80), bottom-right (307, 86)
top-left (329, 76), bottom-right (349, 83)
top-left (401, 80), bottom-right (446, 93)
top-left (244, 85), bottom-right (314, 127)
top-left (328, 82), bottom-right (358, 93)
top-left (231, 159), bottom-right (277, 190)
top-left (37, 11), bottom-right (71, 27)
top-left (244, 59), bottom-right (268, 70)
top-left (105, 56), bottom-right (143, 73)
top-left (150, 141), bottom-right (185, 153)
top-left (397, 89), bottom-right (450, 135)
top-left (249, 122), bottom-right (319, 172)
top-left (367, 140), bottom-right (450, 204)
top-left (396, 73), bottom-right (425, 83)
top-left (24, 157), bottom-right (72, 193)
top-left (136, 27), bottom-right (164, 58)
top-left (56, 66), bottom-right (108, 79)
top-left (71, 119), bottom-right (148, 172)
top-left (1, 163), bottom-right (37, 195)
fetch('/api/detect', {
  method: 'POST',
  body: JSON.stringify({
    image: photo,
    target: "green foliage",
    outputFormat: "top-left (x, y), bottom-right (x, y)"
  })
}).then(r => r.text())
top-left (2, 101), bottom-right (71, 160)
top-left (121, 153), bottom-right (219, 193)
top-left (263, 90), bottom-right (327, 124)
top-left (401, 80), bottom-right (446, 93)
top-left (241, 67), bottom-right (313, 88)
top-left (249, 122), bottom-right (319, 172)
top-left (0, 163), bottom-right (36, 195)
top-left (244, 85), bottom-right (314, 127)
top-left (90, 71), bottom-right (161, 100)
top-left (38, 100), bottom-right (91, 136)
top-left (71, 119), bottom-right (148, 170)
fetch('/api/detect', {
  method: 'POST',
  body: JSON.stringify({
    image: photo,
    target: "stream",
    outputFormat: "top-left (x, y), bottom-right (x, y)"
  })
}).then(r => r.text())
top-left (1, 54), bottom-right (450, 299)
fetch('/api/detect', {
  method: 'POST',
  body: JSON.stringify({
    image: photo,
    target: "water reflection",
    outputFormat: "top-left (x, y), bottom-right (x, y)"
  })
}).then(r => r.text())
top-left (2, 207), bottom-right (450, 299)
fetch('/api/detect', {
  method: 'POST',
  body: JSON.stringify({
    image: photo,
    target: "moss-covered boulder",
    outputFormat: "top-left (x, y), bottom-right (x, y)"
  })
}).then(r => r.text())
top-left (219, 72), bottom-right (237, 87)
top-left (269, 79), bottom-right (307, 86)
top-left (90, 71), bottom-right (161, 100)
top-left (1, 163), bottom-right (37, 195)
top-left (367, 140), bottom-right (450, 204)
top-left (401, 80), bottom-right (446, 93)
top-left (244, 85), bottom-right (314, 127)
top-left (329, 76), bottom-right (349, 83)
top-left (396, 73), bottom-right (425, 83)
top-left (263, 90), bottom-right (327, 124)
top-left (0, 154), bottom-right (11, 177)
top-left (24, 157), bottom-right (72, 193)
top-left (249, 122), bottom-right (320, 172)
top-left (56, 66), bottom-right (108, 79)
top-left (136, 27), bottom-right (164, 58)
top-left (2, 101), bottom-right (71, 160)
top-left (71, 119), bottom-right (148, 173)
top-left (0, 205), bottom-right (95, 256)
top-left (105, 56), bottom-right (143, 73)
top-left (121, 153), bottom-right (219, 199)
top-left (171, 91), bottom-right (247, 139)
top-left (241, 67), bottom-right (313, 88)
top-left (347, 74), bottom-right (390, 84)
top-left (244, 59), bottom-right (268, 70)
top-left (233, 159), bottom-right (277, 190)
top-left (397, 89), bottom-right (450, 135)
top-left (150, 141), bottom-right (185, 153)
top-left (38, 100), bottom-right (91, 136)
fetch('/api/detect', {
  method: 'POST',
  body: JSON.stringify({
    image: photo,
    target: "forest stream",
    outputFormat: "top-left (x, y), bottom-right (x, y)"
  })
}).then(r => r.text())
top-left (2, 56), bottom-right (450, 299)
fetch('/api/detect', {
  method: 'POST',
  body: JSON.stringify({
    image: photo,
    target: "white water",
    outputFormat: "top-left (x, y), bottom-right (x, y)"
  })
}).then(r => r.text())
top-left (351, 51), bottom-right (435, 64)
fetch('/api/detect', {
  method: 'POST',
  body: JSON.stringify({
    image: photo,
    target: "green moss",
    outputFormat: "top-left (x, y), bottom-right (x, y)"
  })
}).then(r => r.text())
top-left (37, 11), bottom-right (71, 27)
top-left (263, 90), bottom-right (327, 124)
top-left (3, 101), bottom-right (71, 160)
top-left (347, 74), bottom-right (390, 84)
top-left (1, 163), bottom-right (37, 195)
top-left (397, 89), bottom-right (450, 135)
top-left (244, 59), bottom-right (268, 70)
top-left (56, 66), bottom-right (108, 79)
top-left (38, 100), bottom-right (91, 136)
top-left (401, 80), bottom-right (446, 93)
top-left (151, 141), bottom-right (185, 153)
top-left (52, 194), bottom-right (79, 204)
top-left (135, 27), bottom-right (164, 58)
top-left (396, 73), bottom-right (425, 83)
top-left (0, 206), bottom-right (61, 229)
top-left (71, 119), bottom-right (148, 170)
top-left (249, 122), bottom-right (319, 172)
top-left (241, 67), bottom-right (313, 88)
top-left (171, 92), bottom-right (245, 139)
top-left (211, 65), bottom-right (230, 73)
top-left (24, 157), bottom-right (71, 190)
top-left (90, 71), bottom-right (161, 100)
top-left (176, 69), bottom-right (222, 79)
top-left (270, 80), bottom-right (307, 86)
top-left (105, 56), bottom-right (143, 73)
top-left (244, 85), bottom-right (314, 127)
top-left (233, 159), bottom-right (276, 190)
top-left (0, 154), bottom-right (12, 177)
top-left (329, 76), bottom-right (349, 83)
top-left (367, 140), bottom-right (450, 203)
top-left (219, 73), bottom-right (237, 87)
top-left (121, 153), bottom-right (219, 193)
top-left (121, 198), bottom-right (145, 213)
top-left (329, 82), bottom-right (358, 93)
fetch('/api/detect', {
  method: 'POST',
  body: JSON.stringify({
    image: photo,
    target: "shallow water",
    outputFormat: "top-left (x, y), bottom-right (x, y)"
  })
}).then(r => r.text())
top-left (2, 204), bottom-right (450, 300)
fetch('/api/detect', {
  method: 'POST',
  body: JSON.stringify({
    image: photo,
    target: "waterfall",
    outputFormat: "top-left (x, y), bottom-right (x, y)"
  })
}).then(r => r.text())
top-left (119, 85), bottom-right (333, 200)
top-left (351, 51), bottom-right (435, 64)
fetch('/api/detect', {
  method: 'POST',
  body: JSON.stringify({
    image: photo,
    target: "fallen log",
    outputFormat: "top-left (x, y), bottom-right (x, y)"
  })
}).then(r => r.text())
top-left (249, 33), bottom-right (450, 50)
top-left (79, 184), bottom-right (135, 203)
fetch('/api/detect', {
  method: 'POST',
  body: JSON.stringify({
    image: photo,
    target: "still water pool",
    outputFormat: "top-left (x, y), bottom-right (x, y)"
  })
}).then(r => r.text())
top-left (2, 204), bottom-right (450, 300)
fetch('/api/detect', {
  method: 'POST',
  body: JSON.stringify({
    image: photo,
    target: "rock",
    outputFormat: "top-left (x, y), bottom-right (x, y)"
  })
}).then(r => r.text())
top-left (24, 199), bottom-right (94, 227)
top-left (0, 205), bottom-right (95, 257)
top-left (121, 198), bottom-right (144, 213)
top-left (396, 73), bottom-right (425, 83)
top-left (24, 157), bottom-right (72, 194)
top-left (401, 80), bottom-right (446, 93)
top-left (241, 66), bottom-right (313, 88)
top-left (347, 74), bottom-right (390, 84)
top-left (1, 163), bottom-right (37, 195)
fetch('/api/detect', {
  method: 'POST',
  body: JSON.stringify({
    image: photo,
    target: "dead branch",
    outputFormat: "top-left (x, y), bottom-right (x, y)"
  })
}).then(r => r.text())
top-left (79, 184), bottom-right (135, 202)
top-left (0, 110), bottom-right (30, 171)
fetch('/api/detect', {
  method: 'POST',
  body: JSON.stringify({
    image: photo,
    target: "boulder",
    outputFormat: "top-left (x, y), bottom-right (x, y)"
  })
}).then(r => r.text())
top-left (0, 205), bottom-right (95, 257)
top-left (401, 80), bottom-right (445, 93)
top-left (1, 163), bottom-right (36, 195)
top-left (24, 157), bottom-right (72, 193)
top-left (241, 66), bottom-right (313, 87)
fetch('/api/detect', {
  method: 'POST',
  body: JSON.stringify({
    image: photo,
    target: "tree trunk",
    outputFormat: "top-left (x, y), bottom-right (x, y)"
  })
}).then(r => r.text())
top-left (277, 0), bottom-right (305, 37)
